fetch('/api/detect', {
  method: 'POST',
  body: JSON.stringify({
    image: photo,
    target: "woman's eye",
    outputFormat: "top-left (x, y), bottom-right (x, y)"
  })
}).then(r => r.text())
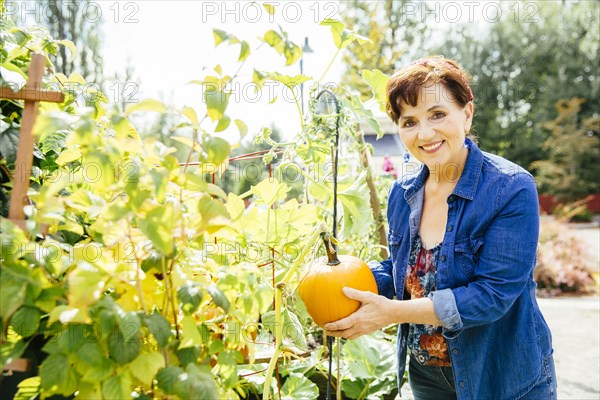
top-left (402, 120), bottom-right (416, 128)
top-left (432, 112), bottom-right (446, 119)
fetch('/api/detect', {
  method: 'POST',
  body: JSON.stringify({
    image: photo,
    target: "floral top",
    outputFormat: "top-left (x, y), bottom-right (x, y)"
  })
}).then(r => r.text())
top-left (405, 233), bottom-right (451, 367)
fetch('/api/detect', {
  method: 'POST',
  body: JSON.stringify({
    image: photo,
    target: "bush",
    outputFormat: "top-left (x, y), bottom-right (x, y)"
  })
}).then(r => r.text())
top-left (535, 218), bottom-right (598, 296)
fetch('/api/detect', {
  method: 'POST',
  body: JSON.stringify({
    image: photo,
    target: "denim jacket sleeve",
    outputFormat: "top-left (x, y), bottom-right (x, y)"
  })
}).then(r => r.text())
top-left (368, 259), bottom-right (395, 299)
top-left (430, 172), bottom-right (540, 337)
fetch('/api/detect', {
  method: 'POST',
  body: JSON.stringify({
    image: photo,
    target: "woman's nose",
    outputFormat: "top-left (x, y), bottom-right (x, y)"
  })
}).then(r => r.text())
top-left (418, 122), bottom-right (435, 140)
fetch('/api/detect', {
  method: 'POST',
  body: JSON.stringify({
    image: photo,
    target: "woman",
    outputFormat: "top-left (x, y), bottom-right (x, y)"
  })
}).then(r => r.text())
top-left (324, 56), bottom-right (556, 400)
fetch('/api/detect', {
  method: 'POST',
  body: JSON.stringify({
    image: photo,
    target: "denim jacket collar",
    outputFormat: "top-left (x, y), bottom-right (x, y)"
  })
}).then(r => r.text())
top-left (401, 139), bottom-right (484, 202)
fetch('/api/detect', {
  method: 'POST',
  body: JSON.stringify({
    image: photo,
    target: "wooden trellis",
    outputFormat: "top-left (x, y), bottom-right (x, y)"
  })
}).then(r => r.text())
top-left (0, 53), bottom-right (64, 234)
top-left (0, 54), bottom-right (64, 374)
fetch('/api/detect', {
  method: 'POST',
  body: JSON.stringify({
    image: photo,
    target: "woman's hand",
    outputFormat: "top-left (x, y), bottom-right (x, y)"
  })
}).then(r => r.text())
top-left (323, 287), bottom-right (394, 340)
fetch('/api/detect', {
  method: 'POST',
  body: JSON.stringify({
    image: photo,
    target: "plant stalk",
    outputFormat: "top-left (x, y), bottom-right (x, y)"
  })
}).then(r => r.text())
top-left (263, 225), bottom-right (327, 400)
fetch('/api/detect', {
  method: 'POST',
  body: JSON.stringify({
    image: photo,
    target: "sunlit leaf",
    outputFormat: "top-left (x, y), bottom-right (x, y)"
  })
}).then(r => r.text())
top-left (182, 106), bottom-right (199, 126)
top-left (55, 148), bottom-right (82, 166)
top-left (39, 353), bottom-right (78, 396)
top-left (320, 18), bottom-right (370, 49)
top-left (179, 315), bottom-right (203, 349)
top-left (362, 69), bottom-right (389, 113)
top-left (213, 29), bottom-right (231, 46)
top-left (202, 135), bottom-right (230, 165)
top-left (249, 178), bottom-right (290, 207)
top-left (207, 284), bottom-right (230, 313)
top-left (102, 372), bottom-right (132, 400)
top-left (269, 73), bottom-right (310, 88)
top-left (130, 352), bottom-right (165, 385)
top-left (234, 119), bottom-right (248, 139)
top-left (143, 313), bottom-right (172, 348)
top-left (280, 373), bottom-right (319, 399)
top-left (177, 283), bottom-right (203, 315)
top-left (139, 203), bottom-right (177, 256)
top-left (215, 115), bottom-right (231, 132)
top-left (56, 39), bottom-right (77, 62)
top-left (226, 193), bottom-right (245, 220)
top-left (239, 40), bottom-right (251, 62)
top-left (263, 3), bottom-right (276, 15)
top-left (125, 98), bottom-right (167, 115)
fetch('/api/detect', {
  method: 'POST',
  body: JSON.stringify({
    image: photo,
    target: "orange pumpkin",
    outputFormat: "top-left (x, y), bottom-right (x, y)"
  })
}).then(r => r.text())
top-left (298, 233), bottom-right (378, 327)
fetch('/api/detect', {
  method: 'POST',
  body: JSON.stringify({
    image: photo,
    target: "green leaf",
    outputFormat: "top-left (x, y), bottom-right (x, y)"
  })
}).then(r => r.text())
top-left (0, 63), bottom-right (27, 87)
top-left (102, 372), bottom-right (132, 400)
top-left (156, 366), bottom-right (183, 394)
top-left (320, 19), bottom-right (370, 49)
top-left (280, 373), bottom-right (319, 399)
top-left (345, 96), bottom-right (384, 138)
top-left (249, 178), bottom-right (290, 207)
top-left (283, 42), bottom-right (302, 66)
top-left (76, 342), bottom-right (114, 382)
top-left (178, 364), bottom-right (218, 400)
top-left (39, 353), bottom-right (78, 396)
top-left (213, 29), bottom-right (231, 46)
top-left (263, 30), bottom-right (284, 53)
top-left (130, 352), bottom-right (165, 385)
top-left (125, 98), bottom-right (167, 115)
top-left (253, 69), bottom-right (268, 91)
top-left (234, 119), bottom-right (248, 139)
top-left (56, 39), bottom-right (77, 62)
top-left (182, 106), bottom-right (199, 126)
top-left (239, 40), bottom-right (251, 62)
top-left (226, 193), bottom-right (245, 220)
top-left (203, 135), bottom-right (231, 165)
top-left (179, 315), bottom-right (203, 349)
top-left (0, 270), bottom-right (27, 322)
top-left (215, 115), bottom-right (231, 132)
top-left (10, 306), bottom-right (41, 337)
top-left (283, 309), bottom-right (307, 348)
top-left (362, 69), bottom-right (390, 113)
top-left (139, 203), bottom-right (177, 256)
top-left (14, 376), bottom-right (40, 400)
top-left (204, 89), bottom-right (229, 121)
top-left (198, 196), bottom-right (231, 233)
top-left (263, 3), bottom-right (276, 15)
top-left (207, 284), bottom-right (230, 313)
top-left (1, 340), bottom-right (27, 369)
top-left (55, 148), bottom-right (82, 166)
top-left (157, 365), bottom-right (218, 400)
top-left (269, 73), bottom-right (310, 88)
top-left (107, 312), bottom-right (142, 364)
top-left (177, 283), bottom-right (203, 315)
top-left (143, 312), bottom-right (172, 348)
top-left (337, 171), bottom-right (372, 240)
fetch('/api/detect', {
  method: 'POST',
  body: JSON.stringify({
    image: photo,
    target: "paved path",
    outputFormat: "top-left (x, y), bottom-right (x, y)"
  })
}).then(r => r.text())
top-left (539, 296), bottom-right (600, 399)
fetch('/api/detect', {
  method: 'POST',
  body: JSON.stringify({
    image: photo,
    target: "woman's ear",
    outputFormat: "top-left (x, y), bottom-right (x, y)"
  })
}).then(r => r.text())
top-left (464, 101), bottom-right (474, 132)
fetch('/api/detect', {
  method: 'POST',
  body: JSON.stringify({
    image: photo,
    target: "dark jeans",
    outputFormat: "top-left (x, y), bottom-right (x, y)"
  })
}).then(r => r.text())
top-left (408, 353), bottom-right (557, 400)
top-left (408, 356), bottom-right (456, 400)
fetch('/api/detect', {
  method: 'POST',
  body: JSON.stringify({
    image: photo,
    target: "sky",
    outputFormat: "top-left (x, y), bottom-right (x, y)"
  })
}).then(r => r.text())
top-left (99, 1), bottom-right (348, 142)
top-left (7, 0), bottom-right (513, 143)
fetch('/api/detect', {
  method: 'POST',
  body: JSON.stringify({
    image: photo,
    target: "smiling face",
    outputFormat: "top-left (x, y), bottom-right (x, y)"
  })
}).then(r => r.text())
top-left (397, 82), bottom-right (474, 176)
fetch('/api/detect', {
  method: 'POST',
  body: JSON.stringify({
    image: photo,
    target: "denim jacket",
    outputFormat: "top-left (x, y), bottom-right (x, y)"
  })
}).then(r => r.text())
top-left (370, 140), bottom-right (554, 399)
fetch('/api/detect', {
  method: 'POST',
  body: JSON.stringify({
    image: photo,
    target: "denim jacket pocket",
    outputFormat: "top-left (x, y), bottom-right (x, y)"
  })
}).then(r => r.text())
top-left (454, 237), bottom-right (484, 276)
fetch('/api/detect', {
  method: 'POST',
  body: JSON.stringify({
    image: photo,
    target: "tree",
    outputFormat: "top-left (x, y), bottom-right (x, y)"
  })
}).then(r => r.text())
top-left (432, 1), bottom-right (599, 174)
top-left (531, 97), bottom-right (600, 200)
top-left (35, 0), bottom-right (104, 83)
top-left (339, 0), bottom-right (429, 98)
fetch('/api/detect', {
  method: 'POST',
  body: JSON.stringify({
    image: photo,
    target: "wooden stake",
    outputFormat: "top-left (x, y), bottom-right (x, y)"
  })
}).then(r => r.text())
top-left (0, 53), bottom-right (64, 233)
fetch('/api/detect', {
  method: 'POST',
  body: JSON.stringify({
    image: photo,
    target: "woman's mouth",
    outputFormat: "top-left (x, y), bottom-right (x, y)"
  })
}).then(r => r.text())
top-left (420, 140), bottom-right (444, 154)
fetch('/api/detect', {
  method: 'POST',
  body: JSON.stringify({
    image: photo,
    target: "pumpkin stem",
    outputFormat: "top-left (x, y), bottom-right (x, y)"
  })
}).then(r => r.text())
top-left (321, 232), bottom-right (341, 265)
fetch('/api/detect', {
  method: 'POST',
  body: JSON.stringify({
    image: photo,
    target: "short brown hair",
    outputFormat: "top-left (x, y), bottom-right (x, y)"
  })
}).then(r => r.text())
top-left (386, 56), bottom-right (474, 125)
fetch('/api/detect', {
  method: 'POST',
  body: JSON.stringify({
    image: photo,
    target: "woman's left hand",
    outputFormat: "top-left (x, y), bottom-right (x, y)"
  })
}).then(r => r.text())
top-left (323, 287), bottom-right (393, 340)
